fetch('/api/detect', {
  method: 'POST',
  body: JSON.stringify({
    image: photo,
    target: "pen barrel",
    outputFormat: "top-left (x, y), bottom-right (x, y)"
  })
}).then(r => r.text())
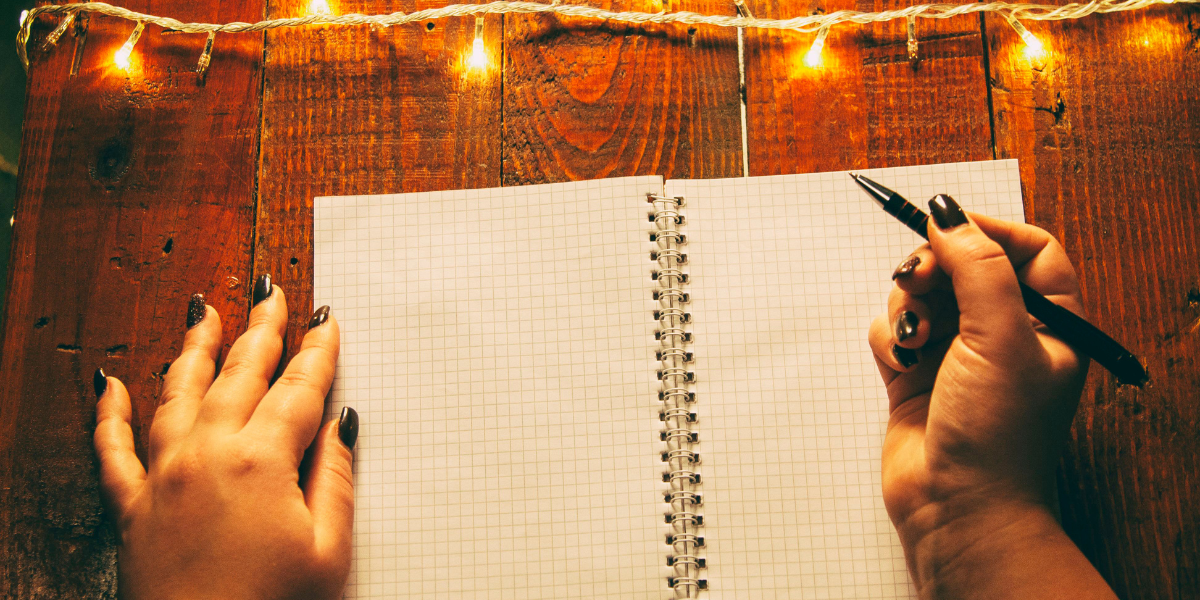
top-left (1020, 283), bottom-right (1147, 386)
top-left (883, 195), bottom-right (931, 240)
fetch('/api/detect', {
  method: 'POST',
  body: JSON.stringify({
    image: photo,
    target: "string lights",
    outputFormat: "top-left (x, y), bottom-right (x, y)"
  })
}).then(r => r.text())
top-left (113, 21), bottom-right (144, 71)
top-left (1003, 13), bottom-right (1046, 58)
top-left (469, 16), bottom-right (486, 68)
top-left (15, 0), bottom-right (1195, 75)
top-left (308, 0), bottom-right (332, 16)
top-left (906, 15), bottom-right (918, 61)
top-left (803, 26), bottom-right (829, 68)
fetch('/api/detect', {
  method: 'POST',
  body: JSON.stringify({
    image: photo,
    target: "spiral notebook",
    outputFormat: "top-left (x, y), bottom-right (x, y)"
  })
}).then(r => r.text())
top-left (312, 160), bottom-right (1026, 599)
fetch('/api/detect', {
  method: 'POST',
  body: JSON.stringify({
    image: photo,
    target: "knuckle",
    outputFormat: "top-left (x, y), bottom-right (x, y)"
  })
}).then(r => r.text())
top-left (957, 237), bottom-right (1009, 268)
top-left (217, 354), bottom-right (262, 381)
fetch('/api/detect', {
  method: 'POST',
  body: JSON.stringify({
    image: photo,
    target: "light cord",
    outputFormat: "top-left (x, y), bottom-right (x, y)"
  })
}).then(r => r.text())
top-left (17, 0), bottom-right (1196, 71)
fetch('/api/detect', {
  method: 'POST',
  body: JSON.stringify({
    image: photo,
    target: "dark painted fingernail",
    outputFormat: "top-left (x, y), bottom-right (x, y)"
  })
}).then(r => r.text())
top-left (252, 274), bottom-right (273, 307)
top-left (93, 368), bottom-right (108, 398)
top-left (186, 293), bottom-right (206, 329)
top-left (893, 345), bottom-right (919, 369)
top-left (892, 255), bottom-right (921, 280)
top-left (338, 406), bottom-right (359, 450)
top-left (928, 194), bottom-right (968, 230)
top-left (309, 305), bottom-right (330, 329)
top-left (895, 311), bottom-right (920, 342)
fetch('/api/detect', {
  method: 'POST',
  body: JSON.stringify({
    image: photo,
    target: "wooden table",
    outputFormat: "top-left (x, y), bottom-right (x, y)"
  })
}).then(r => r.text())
top-left (2, 0), bottom-right (1197, 597)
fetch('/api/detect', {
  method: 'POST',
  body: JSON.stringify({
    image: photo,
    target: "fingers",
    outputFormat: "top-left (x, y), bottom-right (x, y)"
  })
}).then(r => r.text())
top-left (248, 306), bottom-right (340, 463)
top-left (151, 296), bottom-right (223, 459)
top-left (870, 314), bottom-right (919, 374)
top-left (93, 372), bottom-right (147, 517)
top-left (888, 288), bottom-right (932, 350)
top-left (890, 245), bottom-right (947, 297)
top-left (925, 195), bottom-right (1040, 351)
top-left (969, 213), bottom-right (1084, 315)
top-left (197, 277), bottom-right (287, 430)
top-left (303, 411), bottom-right (357, 569)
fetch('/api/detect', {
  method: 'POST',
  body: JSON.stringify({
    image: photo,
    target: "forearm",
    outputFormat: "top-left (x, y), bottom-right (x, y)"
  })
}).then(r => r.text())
top-left (901, 500), bottom-right (1117, 600)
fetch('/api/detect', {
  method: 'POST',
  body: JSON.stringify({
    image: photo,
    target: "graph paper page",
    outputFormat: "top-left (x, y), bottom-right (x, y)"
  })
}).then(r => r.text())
top-left (314, 177), bottom-right (673, 600)
top-left (666, 160), bottom-right (1025, 599)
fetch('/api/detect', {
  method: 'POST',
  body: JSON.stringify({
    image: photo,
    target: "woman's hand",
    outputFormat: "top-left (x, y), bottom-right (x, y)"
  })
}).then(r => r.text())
top-left (869, 196), bottom-right (1115, 598)
top-left (93, 276), bottom-right (357, 600)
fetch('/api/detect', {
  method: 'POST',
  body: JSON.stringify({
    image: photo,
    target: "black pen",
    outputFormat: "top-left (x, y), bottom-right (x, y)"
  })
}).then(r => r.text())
top-left (850, 172), bottom-right (1149, 387)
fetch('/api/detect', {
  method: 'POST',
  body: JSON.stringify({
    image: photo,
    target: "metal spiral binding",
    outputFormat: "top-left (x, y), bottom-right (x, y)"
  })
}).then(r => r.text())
top-left (649, 193), bottom-right (706, 597)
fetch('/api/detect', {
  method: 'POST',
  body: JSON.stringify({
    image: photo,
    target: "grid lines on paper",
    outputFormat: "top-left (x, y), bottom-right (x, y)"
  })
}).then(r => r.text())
top-left (666, 160), bottom-right (1025, 599)
top-left (313, 176), bottom-right (675, 600)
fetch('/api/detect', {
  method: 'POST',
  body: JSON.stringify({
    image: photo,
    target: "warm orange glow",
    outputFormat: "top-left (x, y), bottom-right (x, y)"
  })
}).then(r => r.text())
top-left (308, 0), bottom-right (332, 15)
top-left (468, 17), bottom-right (486, 69)
top-left (803, 27), bottom-right (829, 68)
top-left (114, 22), bottom-right (145, 72)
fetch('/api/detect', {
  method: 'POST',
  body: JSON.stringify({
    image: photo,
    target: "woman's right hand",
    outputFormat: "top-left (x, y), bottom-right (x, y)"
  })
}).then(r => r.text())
top-left (868, 195), bottom-right (1115, 598)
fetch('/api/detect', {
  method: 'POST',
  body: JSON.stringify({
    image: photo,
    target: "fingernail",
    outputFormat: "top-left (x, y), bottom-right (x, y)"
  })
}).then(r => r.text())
top-left (892, 255), bottom-right (921, 280)
top-left (893, 345), bottom-right (919, 369)
top-left (252, 274), bottom-right (273, 307)
top-left (93, 367), bottom-right (108, 398)
top-left (338, 406), bottom-right (359, 450)
top-left (928, 194), bottom-right (968, 230)
top-left (309, 305), bottom-right (330, 329)
top-left (186, 293), bottom-right (206, 329)
top-left (895, 311), bottom-right (920, 342)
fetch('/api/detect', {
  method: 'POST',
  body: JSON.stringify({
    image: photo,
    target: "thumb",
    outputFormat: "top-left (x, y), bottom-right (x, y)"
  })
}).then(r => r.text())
top-left (925, 194), bottom-right (1039, 352)
top-left (304, 407), bottom-right (357, 565)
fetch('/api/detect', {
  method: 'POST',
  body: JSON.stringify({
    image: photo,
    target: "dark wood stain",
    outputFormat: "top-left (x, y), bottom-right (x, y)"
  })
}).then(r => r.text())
top-left (0, 1), bottom-right (264, 597)
top-left (254, 0), bottom-right (502, 359)
top-left (2, 0), bottom-right (1198, 597)
top-left (502, 0), bottom-right (743, 183)
top-left (987, 8), bottom-right (1200, 597)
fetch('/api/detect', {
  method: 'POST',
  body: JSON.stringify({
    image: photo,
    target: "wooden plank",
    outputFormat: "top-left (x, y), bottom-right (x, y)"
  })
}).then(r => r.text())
top-left (743, 0), bottom-right (992, 174)
top-left (502, 0), bottom-right (743, 183)
top-left (0, 1), bottom-right (264, 597)
top-left (987, 8), bottom-right (1200, 598)
top-left (253, 0), bottom-right (502, 356)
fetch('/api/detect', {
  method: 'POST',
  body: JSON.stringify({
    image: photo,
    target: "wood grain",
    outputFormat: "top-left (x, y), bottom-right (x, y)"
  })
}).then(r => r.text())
top-left (502, 0), bottom-right (743, 183)
top-left (743, 0), bottom-right (993, 174)
top-left (253, 0), bottom-right (502, 358)
top-left (987, 7), bottom-right (1200, 597)
top-left (0, 1), bottom-right (264, 597)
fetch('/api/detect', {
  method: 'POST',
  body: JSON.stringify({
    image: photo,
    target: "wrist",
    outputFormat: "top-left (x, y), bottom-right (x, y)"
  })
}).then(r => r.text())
top-left (899, 495), bottom-right (1059, 593)
top-left (896, 495), bottom-right (1115, 600)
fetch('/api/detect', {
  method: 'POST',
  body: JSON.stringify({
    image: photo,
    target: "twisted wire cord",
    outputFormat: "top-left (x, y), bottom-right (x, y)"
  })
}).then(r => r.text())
top-left (18, 0), bottom-right (1196, 70)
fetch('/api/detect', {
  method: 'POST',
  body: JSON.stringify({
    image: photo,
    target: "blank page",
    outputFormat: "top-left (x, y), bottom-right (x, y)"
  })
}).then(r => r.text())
top-left (667, 160), bottom-right (1025, 599)
top-left (314, 177), bottom-right (673, 600)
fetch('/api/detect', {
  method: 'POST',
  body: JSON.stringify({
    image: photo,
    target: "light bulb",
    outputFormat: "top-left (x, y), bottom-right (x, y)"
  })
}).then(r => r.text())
top-left (114, 22), bottom-right (145, 71)
top-left (1005, 15), bottom-right (1044, 59)
top-left (308, 0), bottom-right (331, 15)
top-left (468, 17), bottom-right (486, 69)
top-left (906, 16), bottom-right (918, 61)
top-left (803, 27), bottom-right (829, 68)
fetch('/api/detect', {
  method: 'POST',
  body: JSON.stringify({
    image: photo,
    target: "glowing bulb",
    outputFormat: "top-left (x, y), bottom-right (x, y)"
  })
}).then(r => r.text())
top-left (906, 16), bottom-right (918, 61)
top-left (1005, 15), bottom-right (1044, 59)
top-left (19, 10), bottom-right (28, 27)
top-left (803, 27), bottom-right (829, 68)
top-left (113, 22), bottom-right (145, 71)
top-left (308, 0), bottom-right (331, 15)
top-left (468, 17), bottom-right (486, 69)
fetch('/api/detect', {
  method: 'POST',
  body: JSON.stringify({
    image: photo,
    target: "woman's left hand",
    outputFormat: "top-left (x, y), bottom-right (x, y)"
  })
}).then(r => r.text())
top-left (93, 277), bottom-right (356, 600)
